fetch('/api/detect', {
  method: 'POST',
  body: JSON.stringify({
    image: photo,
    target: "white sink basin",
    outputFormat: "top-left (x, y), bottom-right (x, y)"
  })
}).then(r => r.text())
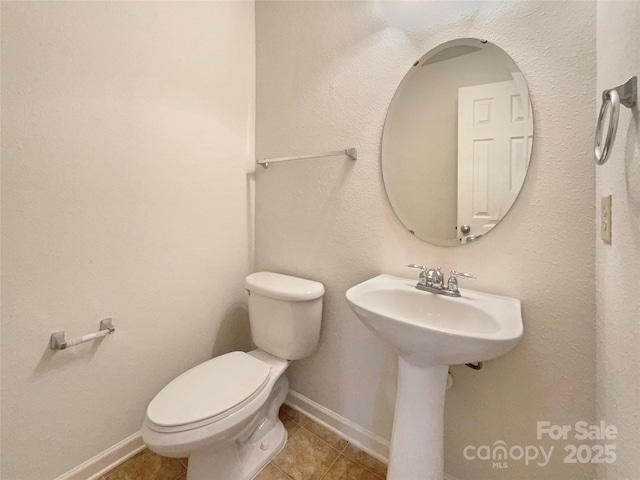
top-left (345, 274), bottom-right (523, 367)
top-left (345, 274), bottom-right (524, 480)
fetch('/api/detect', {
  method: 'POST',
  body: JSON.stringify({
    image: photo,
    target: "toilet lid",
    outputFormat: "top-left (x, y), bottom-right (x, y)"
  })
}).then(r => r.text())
top-left (146, 352), bottom-right (271, 428)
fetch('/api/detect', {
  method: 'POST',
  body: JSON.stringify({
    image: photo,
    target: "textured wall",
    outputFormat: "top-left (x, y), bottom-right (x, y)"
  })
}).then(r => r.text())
top-left (256, 1), bottom-right (596, 479)
top-left (1, 2), bottom-right (255, 478)
top-left (596, 1), bottom-right (640, 479)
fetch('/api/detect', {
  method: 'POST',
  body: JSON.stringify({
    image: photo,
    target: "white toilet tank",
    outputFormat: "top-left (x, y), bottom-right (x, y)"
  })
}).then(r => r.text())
top-left (245, 272), bottom-right (324, 360)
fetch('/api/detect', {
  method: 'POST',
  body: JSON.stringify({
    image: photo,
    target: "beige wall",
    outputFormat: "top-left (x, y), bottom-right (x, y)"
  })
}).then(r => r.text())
top-left (256, 1), bottom-right (596, 479)
top-left (0, 2), bottom-right (255, 479)
top-left (596, 1), bottom-right (640, 479)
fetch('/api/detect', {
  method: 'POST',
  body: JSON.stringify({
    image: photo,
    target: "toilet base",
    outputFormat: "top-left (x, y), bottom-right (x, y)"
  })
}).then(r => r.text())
top-left (242, 419), bottom-right (287, 479)
top-left (186, 420), bottom-right (286, 480)
top-left (185, 371), bottom-right (290, 480)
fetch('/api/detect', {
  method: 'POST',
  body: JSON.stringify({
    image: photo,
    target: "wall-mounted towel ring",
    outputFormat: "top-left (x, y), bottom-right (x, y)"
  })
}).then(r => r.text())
top-left (595, 76), bottom-right (637, 165)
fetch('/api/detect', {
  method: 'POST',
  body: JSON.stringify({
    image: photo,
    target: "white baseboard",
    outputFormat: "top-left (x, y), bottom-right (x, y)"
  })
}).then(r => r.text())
top-left (55, 397), bottom-right (460, 480)
top-left (286, 391), bottom-right (460, 480)
top-left (54, 431), bottom-right (145, 480)
top-left (285, 390), bottom-right (390, 464)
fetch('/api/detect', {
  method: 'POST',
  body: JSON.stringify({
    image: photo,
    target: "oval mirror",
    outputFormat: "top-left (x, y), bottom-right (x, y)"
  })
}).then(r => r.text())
top-left (382, 38), bottom-right (533, 246)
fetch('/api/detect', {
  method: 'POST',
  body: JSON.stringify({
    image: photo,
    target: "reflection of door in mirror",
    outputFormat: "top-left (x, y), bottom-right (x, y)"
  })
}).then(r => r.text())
top-left (381, 39), bottom-right (534, 246)
top-left (457, 72), bottom-right (533, 243)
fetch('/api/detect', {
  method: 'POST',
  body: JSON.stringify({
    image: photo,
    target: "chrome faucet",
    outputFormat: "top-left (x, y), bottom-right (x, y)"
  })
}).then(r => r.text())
top-left (407, 264), bottom-right (475, 297)
top-left (406, 264), bottom-right (428, 287)
top-left (426, 267), bottom-right (444, 289)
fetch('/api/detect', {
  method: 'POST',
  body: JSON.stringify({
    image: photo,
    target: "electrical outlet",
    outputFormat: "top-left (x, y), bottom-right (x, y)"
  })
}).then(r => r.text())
top-left (601, 194), bottom-right (612, 244)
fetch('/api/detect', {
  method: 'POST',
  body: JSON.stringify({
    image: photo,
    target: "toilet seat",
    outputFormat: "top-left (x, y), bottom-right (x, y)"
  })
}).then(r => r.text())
top-left (146, 352), bottom-right (271, 433)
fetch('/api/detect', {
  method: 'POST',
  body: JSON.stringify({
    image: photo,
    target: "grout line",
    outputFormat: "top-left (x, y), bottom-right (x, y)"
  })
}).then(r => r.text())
top-left (347, 458), bottom-right (385, 479)
top-left (300, 423), bottom-right (344, 455)
top-left (287, 422), bottom-right (303, 440)
top-left (297, 423), bottom-right (350, 480)
top-left (284, 395), bottom-right (389, 465)
top-left (297, 419), bottom-right (387, 478)
top-left (172, 460), bottom-right (189, 480)
top-left (341, 445), bottom-right (386, 479)
top-left (280, 419), bottom-right (345, 480)
top-left (270, 462), bottom-right (294, 480)
top-left (339, 450), bottom-right (385, 480)
top-left (317, 453), bottom-right (343, 480)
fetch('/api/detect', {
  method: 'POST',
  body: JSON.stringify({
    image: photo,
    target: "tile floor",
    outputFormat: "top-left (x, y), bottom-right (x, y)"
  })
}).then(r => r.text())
top-left (102, 405), bottom-right (387, 480)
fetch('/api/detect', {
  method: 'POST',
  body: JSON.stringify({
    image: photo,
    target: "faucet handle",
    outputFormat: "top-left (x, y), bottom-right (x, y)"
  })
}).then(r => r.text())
top-left (450, 270), bottom-right (475, 280)
top-left (406, 263), bottom-right (427, 271)
top-left (447, 270), bottom-right (475, 294)
top-left (407, 264), bottom-right (428, 285)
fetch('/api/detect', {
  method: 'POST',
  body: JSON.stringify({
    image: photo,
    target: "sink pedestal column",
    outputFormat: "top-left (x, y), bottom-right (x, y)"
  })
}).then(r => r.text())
top-left (387, 359), bottom-right (448, 480)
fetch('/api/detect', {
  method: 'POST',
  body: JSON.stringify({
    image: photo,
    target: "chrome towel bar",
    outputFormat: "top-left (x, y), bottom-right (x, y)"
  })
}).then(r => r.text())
top-left (595, 76), bottom-right (637, 165)
top-left (257, 147), bottom-right (357, 169)
top-left (50, 319), bottom-right (115, 350)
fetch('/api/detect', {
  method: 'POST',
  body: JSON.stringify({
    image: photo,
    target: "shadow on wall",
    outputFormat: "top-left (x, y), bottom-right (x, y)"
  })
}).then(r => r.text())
top-left (374, 0), bottom-right (527, 37)
top-left (32, 305), bottom-right (252, 381)
top-left (33, 334), bottom-right (106, 379)
top-left (211, 304), bottom-right (253, 356)
top-left (625, 108), bottom-right (640, 218)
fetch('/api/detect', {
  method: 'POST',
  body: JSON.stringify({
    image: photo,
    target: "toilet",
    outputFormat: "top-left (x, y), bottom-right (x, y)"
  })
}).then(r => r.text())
top-left (141, 272), bottom-right (324, 480)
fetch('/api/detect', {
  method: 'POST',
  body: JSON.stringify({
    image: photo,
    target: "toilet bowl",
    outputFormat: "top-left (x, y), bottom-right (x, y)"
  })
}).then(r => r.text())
top-left (142, 272), bottom-right (324, 480)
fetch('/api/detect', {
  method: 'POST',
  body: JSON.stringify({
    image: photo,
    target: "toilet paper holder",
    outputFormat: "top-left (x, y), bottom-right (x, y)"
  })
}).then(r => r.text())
top-left (50, 318), bottom-right (115, 350)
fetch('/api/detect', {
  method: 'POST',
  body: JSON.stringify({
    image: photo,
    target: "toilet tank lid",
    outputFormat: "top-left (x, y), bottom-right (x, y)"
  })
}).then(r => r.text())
top-left (245, 272), bottom-right (325, 301)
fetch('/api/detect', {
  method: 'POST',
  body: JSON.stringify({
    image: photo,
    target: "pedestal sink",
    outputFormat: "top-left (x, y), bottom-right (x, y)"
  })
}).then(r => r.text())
top-left (345, 274), bottom-right (523, 480)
